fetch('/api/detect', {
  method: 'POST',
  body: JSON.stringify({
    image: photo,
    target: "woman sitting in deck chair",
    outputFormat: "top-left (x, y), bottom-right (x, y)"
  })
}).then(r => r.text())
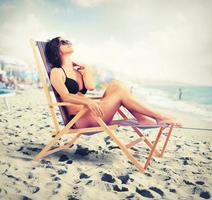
top-left (45, 37), bottom-right (181, 129)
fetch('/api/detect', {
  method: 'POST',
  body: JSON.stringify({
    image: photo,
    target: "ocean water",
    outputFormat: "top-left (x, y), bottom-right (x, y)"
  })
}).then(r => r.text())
top-left (132, 84), bottom-right (212, 122)
top-left (0, 88), bottom-right (15, 95)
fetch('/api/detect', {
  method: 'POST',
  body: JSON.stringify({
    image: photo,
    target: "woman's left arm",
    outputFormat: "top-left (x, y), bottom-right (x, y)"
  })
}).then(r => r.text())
top-left (77, 64), bottom-right (96, 90)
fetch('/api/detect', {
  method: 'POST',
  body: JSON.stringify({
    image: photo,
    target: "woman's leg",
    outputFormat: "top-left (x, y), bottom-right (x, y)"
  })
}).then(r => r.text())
top-left (75, 80), bottom-right (180, 128)
top-left (127, 110), bottom-right (157, 125)
top-left (103, 80), bottom-right (167, 120)
top-left (108, 81), bottom-right (180, 126)
top-left (75, 88), bottom-right (122, 128)
top-left (102, 81), bottom-right (158, 124)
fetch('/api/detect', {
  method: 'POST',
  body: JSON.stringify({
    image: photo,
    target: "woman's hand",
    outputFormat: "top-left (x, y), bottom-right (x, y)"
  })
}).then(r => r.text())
top-left (74, 64), bottom-right (96, 90)
top-left (74, 64), bottom-right (89, 76)
top-left (86, 99), bottom-right (104, 117)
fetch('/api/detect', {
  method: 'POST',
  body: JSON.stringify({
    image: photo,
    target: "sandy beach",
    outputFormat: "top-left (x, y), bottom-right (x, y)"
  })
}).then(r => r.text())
top-left (0, 87), bottom-right (211, 200)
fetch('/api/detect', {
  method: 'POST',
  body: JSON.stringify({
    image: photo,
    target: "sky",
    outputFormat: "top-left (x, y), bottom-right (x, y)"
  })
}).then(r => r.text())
top-left (0, 0), bottom-right (212, 85)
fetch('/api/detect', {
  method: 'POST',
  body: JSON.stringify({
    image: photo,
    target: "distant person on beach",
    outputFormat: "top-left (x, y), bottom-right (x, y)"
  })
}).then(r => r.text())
top-left (0, 70), bottom-right (7, 88)
top-left (45, 37), bottom-right (181, 128)
top-left (0, 70), bottom-right (17, 89)
top-left (7, 76), bottom-right (17, 89)
top-left (178, 88), bottom-right (182, 100)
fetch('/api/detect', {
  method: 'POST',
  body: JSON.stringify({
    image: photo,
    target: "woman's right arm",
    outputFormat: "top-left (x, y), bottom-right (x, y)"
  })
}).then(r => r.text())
top-left (50, 68), bottom-right (103, 117)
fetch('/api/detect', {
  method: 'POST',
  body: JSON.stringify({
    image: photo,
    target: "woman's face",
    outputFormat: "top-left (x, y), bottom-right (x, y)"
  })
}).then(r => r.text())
top-left (59, 38), bottom-right (74, 55)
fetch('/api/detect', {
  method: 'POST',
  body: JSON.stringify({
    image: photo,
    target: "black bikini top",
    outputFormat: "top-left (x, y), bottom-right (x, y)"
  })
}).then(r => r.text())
top-left (61, 67), bottom-right (87, 95)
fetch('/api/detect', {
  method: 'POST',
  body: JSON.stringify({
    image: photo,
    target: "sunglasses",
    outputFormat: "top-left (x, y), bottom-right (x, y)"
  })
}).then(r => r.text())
top-left (59, 39), bottom-right (72, 45)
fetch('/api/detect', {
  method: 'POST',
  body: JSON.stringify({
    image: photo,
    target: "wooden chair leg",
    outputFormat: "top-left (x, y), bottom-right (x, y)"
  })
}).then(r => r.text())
top-left (118, 108), bottom-right (174, 157)
top-left (117, 108), bottom-right (161, 156)
top-left (33, 130), bottom-right (66, 161)
top-left (33, 108), bottom-right (89, 161)
top-left (131, 126), bottom-right (161, 156)
top-left (38, 133), bottom-right (81, 159)
top-left (156, 125), bottom-right (173, 158)
top-left (144, 127), bottom-right (164, 170)
top-left (94, 116), bottom-right (145, 172)
top-left (94, 115), bottom-right (173, 172)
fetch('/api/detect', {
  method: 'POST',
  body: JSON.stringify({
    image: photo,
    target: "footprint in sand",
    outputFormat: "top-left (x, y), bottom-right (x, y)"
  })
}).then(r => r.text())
top-left (118, 174), bottom-right (130, 184)
top-left (200, 191), bottom-right (211, 199)
top-left (0, 188), bottom-right (7, 198)
top-left (192, 186), bottom-right (211, 199)
top-left (112, 184), bottom-right (129, 192)
top-left (53, 176), bottom-right (61, 181)
top-left (57, 169), bottom-right (67, 175)
top-left (126, 193), bottom-right (135, 199)
top-left (195, 181), bottom-right (204, 185)
top-left (79, 172), bottom-right (90, 179)
top-left (4, 173), bottom-right (40, 194)
top-left (183, 179), bottom-right (195, 186)
top-left (58, 154), bottom-right (69, 162)
top-left (46, 182), bottom-right (61, 195)
top-left (101, 173), bottom-right (116, 183)
top-left (66, 160), bottom-right (73, 164)
top-left (136, 188), bottom-right (154, 198)
top-left (74, 145), bottom-right (93, 156)
top-left (104, 136), bottom-right (111, 145)
top-left (67, 195), bottom-right (80, 200)
top-left (149, 186), bottom-right (164, 197)
top-left (169, 188), bottom-right (176, 193)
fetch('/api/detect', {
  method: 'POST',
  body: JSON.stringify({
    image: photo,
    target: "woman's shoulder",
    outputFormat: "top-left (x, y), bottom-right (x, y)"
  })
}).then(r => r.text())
top-left (50, 67), bottom-right (64, 79)
top-left (50, 67), bottom-right (62, 74)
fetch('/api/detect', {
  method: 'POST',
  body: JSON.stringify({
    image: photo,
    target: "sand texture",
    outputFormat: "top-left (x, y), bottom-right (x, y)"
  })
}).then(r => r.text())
top-left (0, 88), bottom-right (211, 200)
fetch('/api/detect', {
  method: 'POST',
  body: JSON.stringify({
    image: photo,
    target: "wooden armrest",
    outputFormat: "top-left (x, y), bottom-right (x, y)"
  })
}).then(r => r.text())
top-left (50, 102), bottom-right (73, 107)
top-left (50, 96), bottom-right (102, 108)
top-left (88, 96), bottom-right (102, 100)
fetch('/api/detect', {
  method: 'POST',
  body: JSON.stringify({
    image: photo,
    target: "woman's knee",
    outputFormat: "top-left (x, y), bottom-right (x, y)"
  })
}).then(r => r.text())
top-left (103, 79), bottom-right (130, 98)
top-left (108, 80), bottom-right (126, 91)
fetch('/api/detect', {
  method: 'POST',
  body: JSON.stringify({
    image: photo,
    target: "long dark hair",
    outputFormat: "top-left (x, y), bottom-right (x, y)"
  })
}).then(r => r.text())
top-left (45, 37), bottom-right (61, 67)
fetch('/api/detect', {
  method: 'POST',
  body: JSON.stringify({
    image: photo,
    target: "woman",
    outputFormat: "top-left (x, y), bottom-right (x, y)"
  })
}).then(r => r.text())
top-left (45, 37), bottom-right (181, 129)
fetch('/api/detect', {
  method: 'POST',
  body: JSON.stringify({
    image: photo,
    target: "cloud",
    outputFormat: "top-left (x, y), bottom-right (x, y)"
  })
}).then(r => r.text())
top-left (0, 13), bottom-right (53, 64)
top-left (72, 0), bottom-right (113, 8)
top-left (0, 2), bottom-right (16, 11)
top-left (0, 0), bottom-right (211, 85)
top-left (72, 20), bottom-right (212, 86)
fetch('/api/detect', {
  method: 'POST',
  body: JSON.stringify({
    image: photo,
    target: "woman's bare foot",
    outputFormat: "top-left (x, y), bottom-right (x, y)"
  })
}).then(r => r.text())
top-left (156, 117), bottom-right (182, 127)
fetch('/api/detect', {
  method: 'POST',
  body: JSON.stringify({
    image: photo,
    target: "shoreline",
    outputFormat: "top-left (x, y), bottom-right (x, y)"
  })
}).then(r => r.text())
top-left (153, 105), bottom-right (212, 141)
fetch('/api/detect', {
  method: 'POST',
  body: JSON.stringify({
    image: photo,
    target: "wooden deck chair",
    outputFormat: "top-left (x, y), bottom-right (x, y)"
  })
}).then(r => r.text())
top-left (30, 39), bottom-right (174, 172)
